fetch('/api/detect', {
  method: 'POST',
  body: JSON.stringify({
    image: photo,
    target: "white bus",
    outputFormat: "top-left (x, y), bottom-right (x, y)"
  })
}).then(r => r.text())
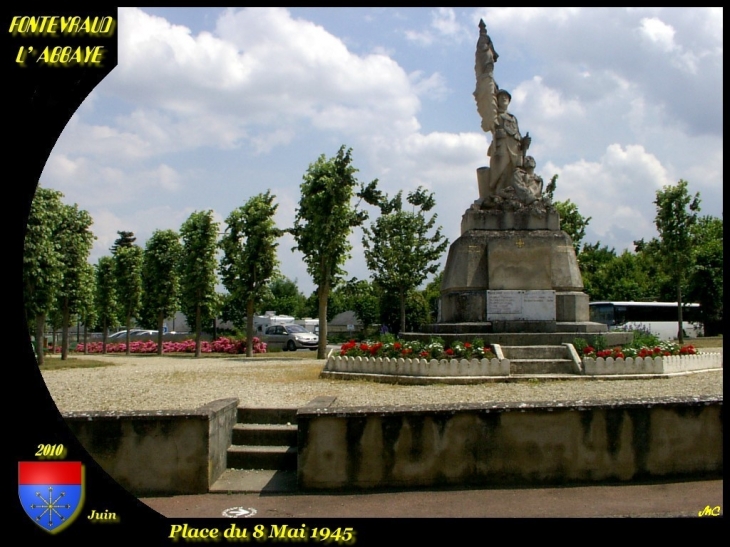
top-left (589, 301), bottom-right (702, 340)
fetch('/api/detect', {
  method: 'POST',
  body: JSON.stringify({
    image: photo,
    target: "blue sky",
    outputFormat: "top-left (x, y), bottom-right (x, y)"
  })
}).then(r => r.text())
top-left (38, 7), bottom-right (723, 298)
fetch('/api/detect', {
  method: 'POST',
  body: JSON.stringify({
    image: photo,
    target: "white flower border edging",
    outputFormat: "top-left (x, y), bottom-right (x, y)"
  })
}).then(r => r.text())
top-left (324, 355), bottom-right (510, 377)
top-left (583, 352), bottom-right (722, 375)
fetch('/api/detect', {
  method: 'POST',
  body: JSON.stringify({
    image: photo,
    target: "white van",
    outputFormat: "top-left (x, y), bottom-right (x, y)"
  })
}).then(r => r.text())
top-left (252, 313), bottom-right (295, 337)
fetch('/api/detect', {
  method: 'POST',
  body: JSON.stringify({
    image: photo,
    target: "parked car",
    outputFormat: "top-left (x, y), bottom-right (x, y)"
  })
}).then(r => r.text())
top-left (263, 324), bottom-right (318, 351)
top-left (108, 329), bottom-right (143, 339)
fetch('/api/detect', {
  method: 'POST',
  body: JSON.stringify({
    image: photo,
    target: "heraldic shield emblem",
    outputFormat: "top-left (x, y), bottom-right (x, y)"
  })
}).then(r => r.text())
top-left (19, 461), bottom-right (84, 533)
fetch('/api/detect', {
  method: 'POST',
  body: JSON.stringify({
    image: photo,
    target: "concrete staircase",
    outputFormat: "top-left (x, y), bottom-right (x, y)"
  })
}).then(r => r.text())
top-left (227, 407), bottom-right (299, 471)
top-left (500, 344), bottom-right (582, 375)
top-left (210, 398), bottom-right (336, 493)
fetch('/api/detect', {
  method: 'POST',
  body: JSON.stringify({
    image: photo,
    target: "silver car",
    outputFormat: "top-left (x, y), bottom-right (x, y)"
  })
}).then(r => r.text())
top-left (264, 324), bottom-right (318, 351)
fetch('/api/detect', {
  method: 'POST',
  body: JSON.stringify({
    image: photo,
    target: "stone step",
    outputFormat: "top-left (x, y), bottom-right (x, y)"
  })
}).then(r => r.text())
top-left (237, 406), bottom-right (298, 425)
top-left (501, 345), bottom-right (568, 359)
top-left (227, 445), bottom-right (297, 471)
top-left (509, 359), bottom-right (577, 375)
top-left (232, 423), bottom-right (298, 446)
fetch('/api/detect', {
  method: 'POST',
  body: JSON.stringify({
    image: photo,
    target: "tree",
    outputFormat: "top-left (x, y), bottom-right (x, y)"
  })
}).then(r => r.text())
top-left (379, 289), bottom-right (431, 334)
top-left (54, 203), bottom-right (95, 360)
top-left (555, 199), bottom-right (591, 254)
top-left (257, 276), bottom-right (308, 318)
top-left (291, 145), bottom-right (379, 358)
top-left (115, 245), bottom-right (144, 355)
top-left (422, 270), bottom-right (444, 323)
top-left (338, 278), bottom-right (380, 336)
top-left (141, 229), bottom-right (182, 355)
top-left (654, 180), bottom-right (701, 343)
top-left (219, 192), bottom-right (281, 357)
top-left (179, 210), bottom-right (220, 357)
top-left (77, 263), bottom-right (97, 355)
top-left (23, 187), bottom-right (65, 365)
top-left (362, 187), bottom-right (449, 334)
top-left (687, 215), bottom-right (723, 336)
top-left (110, 230), bottom-right (136, 254)
top-left (95, 255), bottom-right (119, 354)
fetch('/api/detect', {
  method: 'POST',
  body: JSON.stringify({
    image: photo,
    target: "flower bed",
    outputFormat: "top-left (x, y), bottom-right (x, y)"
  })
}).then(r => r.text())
top-left (579, 341), bottom-right (698, 360)
top-left (65, 336), bottom-right (267, 355)
top-left (329, 338), bottom-right (506, 378)
top-left (339, 339), bottom-right (496, 361)
top-left (583, 352), bottom-right (721, 375)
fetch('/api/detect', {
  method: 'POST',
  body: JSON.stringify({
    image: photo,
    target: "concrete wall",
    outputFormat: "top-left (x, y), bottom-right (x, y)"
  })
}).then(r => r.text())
top-left (297, 397), bottom-right (722, 490)
top-left (64, 398), bottom-right (238, 497)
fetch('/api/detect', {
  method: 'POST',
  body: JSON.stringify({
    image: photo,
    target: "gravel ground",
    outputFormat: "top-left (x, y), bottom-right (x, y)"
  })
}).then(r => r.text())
top-left (40, 351), bottom-right (723, 412)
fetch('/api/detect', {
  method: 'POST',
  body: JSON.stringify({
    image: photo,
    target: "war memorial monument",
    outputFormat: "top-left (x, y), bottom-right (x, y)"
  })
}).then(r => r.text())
top-left (412, 20), bottom-right (631, 352)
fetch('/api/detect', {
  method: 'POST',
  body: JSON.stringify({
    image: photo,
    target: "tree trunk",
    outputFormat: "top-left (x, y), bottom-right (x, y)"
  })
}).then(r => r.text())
top-left (399, 290), bottom-right (406, 335)
top-left (157, 311), bottom-right (165, 355)
top-left (317, 282), bottom-right (329, 359)
top-left (195, 304), bottom-right (202, 358)
top-left (102, 321), bottom-right (108, 355)
top-left (677, 283), bottom-right (684, 344)
top-left (125, 315), bottom-right (132, 356)
top-left (83, 323), bottom-right (88, 354)
top-left (61, 305), bottom-right (70, 361)
top-left (34, 313), bottom-right (45, 366)
top-left (246, 299), bottom-right (255, 357)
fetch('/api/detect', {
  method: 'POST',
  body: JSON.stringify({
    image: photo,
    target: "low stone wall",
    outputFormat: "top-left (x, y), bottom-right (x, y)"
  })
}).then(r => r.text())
top-left (297, 397), bottom-right (723, 491)
top-left (583, 352), bottom-right (722, 375)
top-left (63, 398), bottom-right (238, 496)
top-left (323, 355), bottom-right (510, 378)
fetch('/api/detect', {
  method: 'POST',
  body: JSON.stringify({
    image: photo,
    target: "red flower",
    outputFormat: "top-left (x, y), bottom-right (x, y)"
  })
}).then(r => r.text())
top-left (445, 348), bottom-right (454, 356)
top-left (583, 346), bottom-right (595, 355)
top-left (420, 351), bottom-right (429, 358)
top-left (394, 342), bottom-right (402, 350)
top-left (464, 342), bottom-right (472, 348)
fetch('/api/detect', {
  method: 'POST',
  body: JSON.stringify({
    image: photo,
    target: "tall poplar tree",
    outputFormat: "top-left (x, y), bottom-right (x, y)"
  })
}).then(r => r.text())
top-left (95, 255), bottom-right (119, 354)
top-left (654, 179), bottom-right (701, 343)
top-left (54, 203), bottom-right (95, 360)
top-left (23, 187), bottom-right (65, 365)
top-left (115, 245), bottom-right (144, 355)
top-left (291, 146), bottom-right (379, 358)
top-left (179, 210), bottom-right (220, 357)
top-left (141, 229), bottom-right (182, 355)
top-left (219, 192), bottom-right (281, 356)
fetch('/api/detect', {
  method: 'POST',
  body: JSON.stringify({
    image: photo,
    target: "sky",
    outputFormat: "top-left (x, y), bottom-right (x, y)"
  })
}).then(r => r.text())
top-left (37, 7), bottom-right (724, 298)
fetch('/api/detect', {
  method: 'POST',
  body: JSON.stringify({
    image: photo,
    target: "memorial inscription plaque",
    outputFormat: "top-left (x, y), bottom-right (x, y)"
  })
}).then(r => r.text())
top-left (487, 290), bottom-right (556, 321)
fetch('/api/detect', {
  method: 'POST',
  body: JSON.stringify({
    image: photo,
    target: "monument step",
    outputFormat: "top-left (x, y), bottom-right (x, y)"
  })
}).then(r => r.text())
top-left (509, 359), bottom-right (578, 375)
top-left (227, 445), bottom-right (298, 471)
top-left (500, 345), bottom-right (568, 359)
top-left (232, 424), bottom-right (298, 447)
top-left (237, 406), bottom-right (298, 425)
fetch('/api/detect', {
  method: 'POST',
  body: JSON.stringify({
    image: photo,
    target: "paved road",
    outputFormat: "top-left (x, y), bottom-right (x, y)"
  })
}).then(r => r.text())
top-left (140, 478), bottom-right (723, 519)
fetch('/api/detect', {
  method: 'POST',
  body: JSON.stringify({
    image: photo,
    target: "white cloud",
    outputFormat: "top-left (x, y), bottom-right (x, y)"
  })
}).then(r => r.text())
top-left (639, 17), bottom-right (677, 53)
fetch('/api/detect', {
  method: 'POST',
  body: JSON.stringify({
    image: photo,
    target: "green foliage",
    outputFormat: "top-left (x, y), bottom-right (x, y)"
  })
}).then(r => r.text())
top-left (54, 203), bottom-right (95, 359)
top-left (257, 276), bottom-right (308, 318)
top-left (339, 279), bottom-right (381, 334)
top-left (94, 255), bottom-right (119, 346)
top-left (654, 180), bottom-right (701, 343)
top-left (110, 230), bottom-right (136, 254)
top-left (114, 244), bottom-right (144, 354)
top-left (362, 186), bottom-right (448, 333)
top-left (378, 289), bottom-right (430, 335)
top-left (219, 192), bottom-right (281, 356)
top-left (291, 145), bottom-right (378, 357)
top-left (179, 210), bottom-right (220, 357)
top-left (687, 216), bottom-right (723, 335)
top-left (422, 271), bottom-right (444, 323)
top-left (555, 199), bottom-right (591, 254)
top-left (140, 229), bottom-right (182, 352)
top-left (23, 187), bottom-right (66, 364)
